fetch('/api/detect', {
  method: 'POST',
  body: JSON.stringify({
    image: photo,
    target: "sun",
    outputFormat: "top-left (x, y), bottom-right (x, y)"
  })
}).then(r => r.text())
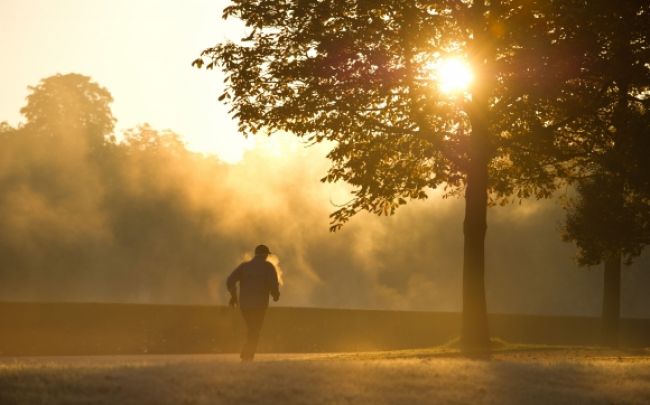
top-left (433, 57), bottom-right (474, 94)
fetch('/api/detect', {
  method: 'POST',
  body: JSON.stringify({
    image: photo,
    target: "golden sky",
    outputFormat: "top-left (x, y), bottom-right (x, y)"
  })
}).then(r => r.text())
top-left (0, 0), bottom-right (252, 162)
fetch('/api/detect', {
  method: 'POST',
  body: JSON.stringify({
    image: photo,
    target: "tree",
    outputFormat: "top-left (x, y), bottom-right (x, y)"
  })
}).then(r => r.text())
top-left (122, 124), bottom-right (187, 155)
top-left (563, 174), bottom-right (650, 346)
top-left (0, 74), bottom-right (118, 293)
top-left (0, 122), bottom-right (14, 137)
top-left (20, 73), bottom-right (115, 152)
top-left (194, 0), bottom-right (574, 351)
top-left (10, 73), bottom-right (118, 215)
top-left (558, 0), bottom-right (650, 347)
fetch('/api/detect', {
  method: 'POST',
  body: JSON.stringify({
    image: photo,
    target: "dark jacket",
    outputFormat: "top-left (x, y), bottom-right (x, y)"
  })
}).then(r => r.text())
top-left (227, 256), bottom-right (280, 308)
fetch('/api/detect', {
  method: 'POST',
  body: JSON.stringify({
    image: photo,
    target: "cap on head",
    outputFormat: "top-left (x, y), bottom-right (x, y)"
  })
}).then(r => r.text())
top-left (254, 244), bottom-right (271, 256)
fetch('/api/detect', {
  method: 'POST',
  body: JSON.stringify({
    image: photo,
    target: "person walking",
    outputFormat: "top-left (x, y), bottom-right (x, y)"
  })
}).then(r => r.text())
top-left (226, 244), bottom-right (280, 361)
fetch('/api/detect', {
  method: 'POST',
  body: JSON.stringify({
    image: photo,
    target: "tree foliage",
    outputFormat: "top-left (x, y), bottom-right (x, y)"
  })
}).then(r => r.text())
top-left (0, 75), bottom-right (238, 303)
top-left (20, 73), bottom-right (115, 152)
top-left (194, 0), bottom-right (571, 231)
top-left (564, 175), bottom-right (649, 266)
top-left (557, 0), bottom-right (650, 266)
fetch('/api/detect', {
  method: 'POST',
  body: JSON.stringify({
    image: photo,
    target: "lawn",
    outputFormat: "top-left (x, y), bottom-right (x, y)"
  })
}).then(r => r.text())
top-left (1, 347), bottom-right (649, 404)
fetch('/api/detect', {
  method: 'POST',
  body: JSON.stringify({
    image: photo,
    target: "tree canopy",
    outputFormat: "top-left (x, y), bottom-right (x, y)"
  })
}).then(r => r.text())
top-left (195, 0), bottom-right (573, 229)
top-left (557, 0), bottom-right (650, 266)
top-left (543, 0), bottom-right (650, 346)
top-left (0, 74), bottom-right (240, 303)
top-left (20, 73), bottom-right (115, 152)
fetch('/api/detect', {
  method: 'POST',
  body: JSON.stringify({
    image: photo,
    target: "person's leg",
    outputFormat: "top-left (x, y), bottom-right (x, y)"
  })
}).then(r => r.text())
top-left (240, 308), bottom-right (266, 361)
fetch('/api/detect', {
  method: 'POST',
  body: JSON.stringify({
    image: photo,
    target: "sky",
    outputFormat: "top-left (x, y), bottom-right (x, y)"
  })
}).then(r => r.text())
top-left (0, 0), bottom-right (251, 162)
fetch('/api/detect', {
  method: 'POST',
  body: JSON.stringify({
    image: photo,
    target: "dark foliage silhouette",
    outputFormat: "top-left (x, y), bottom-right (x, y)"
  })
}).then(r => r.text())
top-left (553, 0), bottom-right (650, 346)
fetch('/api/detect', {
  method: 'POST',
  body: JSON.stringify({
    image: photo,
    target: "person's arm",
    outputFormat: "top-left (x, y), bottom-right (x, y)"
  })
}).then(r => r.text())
top-left (226, 265), bottom-right (242, 307)
top-left (269, 264), bottom-right (280, 302)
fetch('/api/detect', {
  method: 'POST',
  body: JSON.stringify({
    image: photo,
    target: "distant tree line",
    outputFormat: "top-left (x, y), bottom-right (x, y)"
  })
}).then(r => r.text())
top-left (0, 73), bottom-right (243, 303)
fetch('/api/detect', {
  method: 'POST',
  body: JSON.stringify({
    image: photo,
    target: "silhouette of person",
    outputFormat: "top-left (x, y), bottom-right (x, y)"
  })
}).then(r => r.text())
top-left (227, 244), bottom-right (280, 361)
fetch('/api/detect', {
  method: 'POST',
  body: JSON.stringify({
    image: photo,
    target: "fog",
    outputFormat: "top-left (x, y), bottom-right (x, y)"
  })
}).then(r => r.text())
top-left (0, 75), bottom-right (648, 318)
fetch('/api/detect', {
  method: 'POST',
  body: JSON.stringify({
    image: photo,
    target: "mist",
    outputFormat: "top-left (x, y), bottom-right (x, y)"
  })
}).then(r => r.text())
top-left (1, 75), bottom-right (648, 318)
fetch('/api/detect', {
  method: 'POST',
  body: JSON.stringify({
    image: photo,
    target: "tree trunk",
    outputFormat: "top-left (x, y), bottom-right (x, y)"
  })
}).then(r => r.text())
top-left (460, 154), bottom-right (490, 351)
top-left (601, 251), bottom-right (621, 347)
top-left (460, 98), bottom-right (491, 352)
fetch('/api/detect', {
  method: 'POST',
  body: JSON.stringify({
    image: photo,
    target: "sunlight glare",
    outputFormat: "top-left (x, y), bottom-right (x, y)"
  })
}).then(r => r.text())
top-left (434, 57), bottom-right (474, 94)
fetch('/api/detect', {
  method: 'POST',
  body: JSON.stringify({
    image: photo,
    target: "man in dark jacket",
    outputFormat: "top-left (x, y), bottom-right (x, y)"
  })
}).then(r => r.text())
top-left (227, 244), bottom-right (280, 361)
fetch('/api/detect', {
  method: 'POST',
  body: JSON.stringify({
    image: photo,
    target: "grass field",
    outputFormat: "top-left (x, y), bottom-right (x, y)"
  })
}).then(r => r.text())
top-left (1, 347), bottom-right (649, 404)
